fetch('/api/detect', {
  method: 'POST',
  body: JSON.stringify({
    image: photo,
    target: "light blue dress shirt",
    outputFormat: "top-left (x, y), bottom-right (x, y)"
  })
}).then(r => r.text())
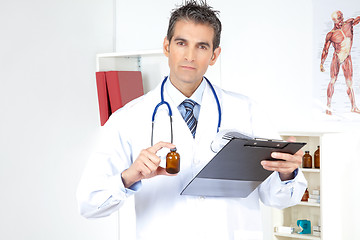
top-left (165, 77), bottom-right (206, 121)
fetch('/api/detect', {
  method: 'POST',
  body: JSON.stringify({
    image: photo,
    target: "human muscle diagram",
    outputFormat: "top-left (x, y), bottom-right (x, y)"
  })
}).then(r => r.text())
top-left (320, 10), bottom-right (360, 115)
top-left (314, 1), bottom-right (360, 119)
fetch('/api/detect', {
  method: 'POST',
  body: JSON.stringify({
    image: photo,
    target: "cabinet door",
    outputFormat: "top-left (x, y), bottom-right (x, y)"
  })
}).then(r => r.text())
top-left (322, 132), bottom-right (360, 240)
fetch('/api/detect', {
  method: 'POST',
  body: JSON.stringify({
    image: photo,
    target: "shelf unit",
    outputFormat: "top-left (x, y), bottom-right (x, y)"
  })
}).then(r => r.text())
top-left (269, 129), bottom-right (360, 240)
top-left (272, 133), bottom-right (322, 240)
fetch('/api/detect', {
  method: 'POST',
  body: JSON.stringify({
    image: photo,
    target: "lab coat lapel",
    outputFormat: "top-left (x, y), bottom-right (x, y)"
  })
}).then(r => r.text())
top-left (194, 82), bottom-right (219, 152)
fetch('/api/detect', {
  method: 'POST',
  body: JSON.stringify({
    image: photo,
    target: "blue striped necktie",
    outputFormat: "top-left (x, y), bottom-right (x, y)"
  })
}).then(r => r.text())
top-left (182, 99), bottom-right (197, 138)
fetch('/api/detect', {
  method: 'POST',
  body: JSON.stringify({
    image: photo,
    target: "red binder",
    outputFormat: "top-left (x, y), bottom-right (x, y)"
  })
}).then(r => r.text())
top-left (105, 71), bottom-right (144, 113)
top-left (95, 72), bottom-right (111, 126)
top-left (95, 71), bottom-right (144, 125)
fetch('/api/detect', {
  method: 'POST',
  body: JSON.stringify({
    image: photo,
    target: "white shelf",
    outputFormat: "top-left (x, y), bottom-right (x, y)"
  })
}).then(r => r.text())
top-left (274, 232), bottom-right (320, 240)
top-left (96, 49), bottom-right (163, 58)
top-left (301, 168), bottom-right (320, 173)
top-left (297, 201), bottom-right (320, 207)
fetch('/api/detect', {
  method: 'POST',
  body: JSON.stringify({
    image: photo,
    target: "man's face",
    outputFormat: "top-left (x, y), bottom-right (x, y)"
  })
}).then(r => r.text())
top-left (163, 20), bottom-right (220, 90)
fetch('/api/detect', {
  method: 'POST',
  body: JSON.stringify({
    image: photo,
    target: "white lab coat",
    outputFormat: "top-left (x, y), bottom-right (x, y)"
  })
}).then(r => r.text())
top-left (77, 79), bottom-right (307, 240)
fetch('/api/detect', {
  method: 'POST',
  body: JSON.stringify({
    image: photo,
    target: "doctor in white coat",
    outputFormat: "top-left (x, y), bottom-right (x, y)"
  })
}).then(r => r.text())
top-left (77, 1), bottom-right (307, 240)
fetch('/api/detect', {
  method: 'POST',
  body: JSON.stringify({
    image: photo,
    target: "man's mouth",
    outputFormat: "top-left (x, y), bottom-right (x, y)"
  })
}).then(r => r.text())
top-left (181, 65), bottom-right (196, 70)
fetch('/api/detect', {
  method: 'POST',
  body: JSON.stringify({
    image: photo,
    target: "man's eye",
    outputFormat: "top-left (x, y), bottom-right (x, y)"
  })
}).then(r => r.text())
top-left (199, 45), bottom-right (207, 50)
top-left (177, 42), bottom-right (185, 46)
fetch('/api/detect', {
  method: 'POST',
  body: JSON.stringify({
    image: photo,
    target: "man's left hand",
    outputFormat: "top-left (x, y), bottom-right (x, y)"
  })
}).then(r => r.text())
top-left (260, 137), bottom-right (303, 181)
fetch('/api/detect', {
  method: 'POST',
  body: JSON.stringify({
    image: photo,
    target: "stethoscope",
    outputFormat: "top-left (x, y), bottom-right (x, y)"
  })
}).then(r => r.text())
top-left (151, 76), bottom-right (222, 146)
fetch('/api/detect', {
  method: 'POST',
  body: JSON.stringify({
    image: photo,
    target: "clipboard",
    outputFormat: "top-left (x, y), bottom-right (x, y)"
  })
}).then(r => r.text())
top-left (181, 135), bottom-right (306, 198)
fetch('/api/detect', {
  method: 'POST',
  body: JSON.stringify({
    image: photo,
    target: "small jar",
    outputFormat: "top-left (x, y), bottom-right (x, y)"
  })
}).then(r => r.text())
top-left (166, 148), bottom-right (180, 174)
top-left (302, 151), bottom-right (312, 168)
top-left (314, 146), bottom-right (320, 169)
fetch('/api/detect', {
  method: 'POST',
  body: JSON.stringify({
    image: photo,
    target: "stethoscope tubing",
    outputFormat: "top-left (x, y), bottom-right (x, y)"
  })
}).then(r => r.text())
top-left (151, 76), bottom-right (221, 146)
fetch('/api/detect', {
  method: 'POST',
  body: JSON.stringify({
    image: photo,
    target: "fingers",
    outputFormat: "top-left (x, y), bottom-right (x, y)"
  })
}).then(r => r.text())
top-left (261, 136), bottom-right (304, 179)
top-left (272, 151), bottom-right (303, 163)
top-left (148, 141), bottom-right (176, 154)
top-left (126, 141), bottom-right (176, 184)
top-left (140, 141), bottom-right (176, 176)
top-left (261, 158), bottom-right (298, 174)
top-left (136, 149), bottom-right (162, 176)
top-left (261, 159), bottom-right (297, 181)
top-left (156, 166), bottom-right (177, 176)
top-left (286, 136), bottom-right (296, 143)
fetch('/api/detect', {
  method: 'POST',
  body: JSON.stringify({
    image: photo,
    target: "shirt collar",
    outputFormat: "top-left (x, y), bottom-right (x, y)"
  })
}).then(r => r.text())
top-left (165, 76), bottom-right (206, 107)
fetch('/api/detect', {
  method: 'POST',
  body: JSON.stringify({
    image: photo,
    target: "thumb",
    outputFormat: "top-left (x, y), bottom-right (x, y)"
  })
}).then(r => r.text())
top-left (287, 136), bottom-right (296, 142)
top-left (156, 166), bottom-right (178, 176)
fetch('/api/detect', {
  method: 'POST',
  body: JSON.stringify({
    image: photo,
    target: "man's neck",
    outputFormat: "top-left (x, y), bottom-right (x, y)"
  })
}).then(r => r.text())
top-left (169, 78), bottom-right (203, 98)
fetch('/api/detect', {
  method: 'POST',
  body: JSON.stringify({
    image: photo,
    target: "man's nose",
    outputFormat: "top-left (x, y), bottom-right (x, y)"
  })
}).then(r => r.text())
top-left (184, 47), bottom-right (195, 62)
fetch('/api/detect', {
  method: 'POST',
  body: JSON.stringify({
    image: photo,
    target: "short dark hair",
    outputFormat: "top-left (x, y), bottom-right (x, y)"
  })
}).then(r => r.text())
top-left (167, 0), bottom-right (222, 50)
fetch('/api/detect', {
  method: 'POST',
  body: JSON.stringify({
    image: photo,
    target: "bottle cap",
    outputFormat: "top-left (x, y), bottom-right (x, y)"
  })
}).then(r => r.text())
top-left (170, 148), bottom-right (177, 152)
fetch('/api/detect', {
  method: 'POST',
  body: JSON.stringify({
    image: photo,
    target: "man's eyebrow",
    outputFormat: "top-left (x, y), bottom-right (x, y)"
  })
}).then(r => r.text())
top-left (174, 37), bottom-right (187, 42)
top-left (198, 41), bottom-right (211, 48)
top-left (173, 37), bottom-right (211, 47)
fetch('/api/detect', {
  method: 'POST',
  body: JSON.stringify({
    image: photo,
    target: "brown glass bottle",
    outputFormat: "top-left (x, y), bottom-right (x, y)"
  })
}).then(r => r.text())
top-left (301, 188), bottom-right (309, 201)
top-left (314, 146), bottom-right (320, 169)
top-left (166, 148), bottom-right (180, 174)
top-left (302, 151), bottom-right (312, 168)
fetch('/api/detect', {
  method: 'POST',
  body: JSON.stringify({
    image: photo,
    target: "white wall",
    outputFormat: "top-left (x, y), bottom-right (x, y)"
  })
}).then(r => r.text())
top-left (0, 0), bottom-right (118, 239)
top-left (219, 0), bottom-right (314, 131)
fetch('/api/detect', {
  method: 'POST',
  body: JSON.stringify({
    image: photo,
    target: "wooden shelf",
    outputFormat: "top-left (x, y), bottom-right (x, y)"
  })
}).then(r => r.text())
top-left (274, 232), bottom-right (320, 239)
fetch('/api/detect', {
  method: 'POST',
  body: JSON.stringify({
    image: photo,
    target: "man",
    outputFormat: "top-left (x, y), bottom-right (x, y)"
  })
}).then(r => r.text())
top-left (320, 10), bottom-right (360, 115)
top-left (77, 1), bottom-right (307, 239)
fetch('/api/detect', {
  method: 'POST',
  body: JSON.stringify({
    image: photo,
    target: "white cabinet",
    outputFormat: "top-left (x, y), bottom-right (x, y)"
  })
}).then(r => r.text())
top-left (271, 131), bottom-right (360, 240)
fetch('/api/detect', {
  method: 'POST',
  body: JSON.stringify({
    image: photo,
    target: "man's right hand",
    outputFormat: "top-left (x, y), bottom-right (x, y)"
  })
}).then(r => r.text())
top-left (121, 141), bottom-right (176, 188)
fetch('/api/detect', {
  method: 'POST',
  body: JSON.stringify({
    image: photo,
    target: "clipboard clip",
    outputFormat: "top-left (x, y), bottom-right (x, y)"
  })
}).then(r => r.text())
top-left (244, 139), bottom-right (289, 149)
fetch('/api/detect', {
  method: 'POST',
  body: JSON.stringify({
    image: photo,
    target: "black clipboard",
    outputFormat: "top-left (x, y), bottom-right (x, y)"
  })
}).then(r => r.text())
top-left (181, 136), bottom-right (306, 198)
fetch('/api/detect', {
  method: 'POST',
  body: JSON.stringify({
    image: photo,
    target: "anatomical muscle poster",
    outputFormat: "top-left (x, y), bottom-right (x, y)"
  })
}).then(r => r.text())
top-left (314, 0), bottom-right (360, 120)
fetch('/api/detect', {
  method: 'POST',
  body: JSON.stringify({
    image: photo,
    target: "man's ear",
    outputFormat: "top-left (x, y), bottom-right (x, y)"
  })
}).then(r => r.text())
top-left (163, 37), bottom-right (170, 57)
top-left (209, 46), bottom-right (221, 66)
